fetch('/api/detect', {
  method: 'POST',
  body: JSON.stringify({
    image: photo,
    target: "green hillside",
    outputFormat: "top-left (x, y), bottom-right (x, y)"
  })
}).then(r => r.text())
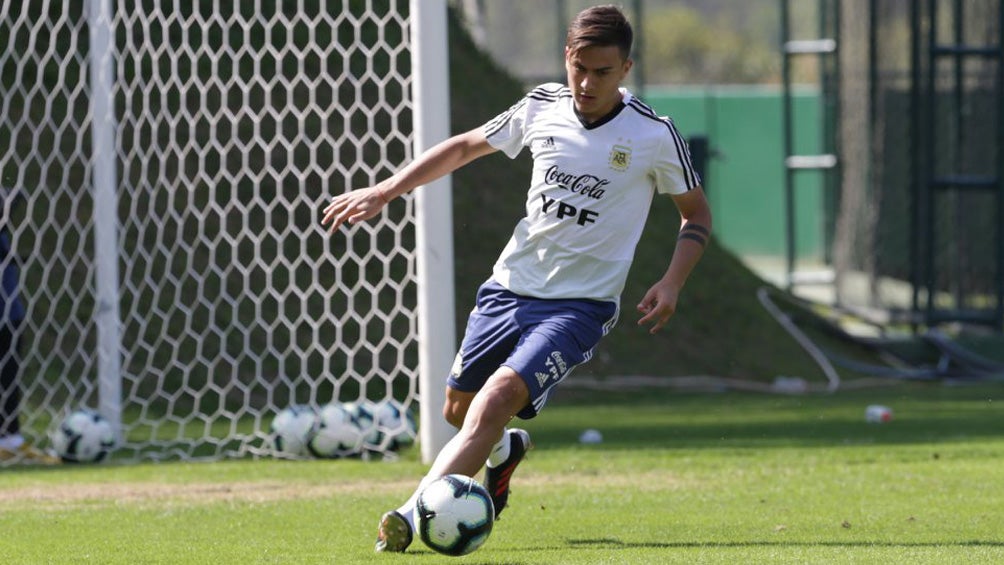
top-left (444, 11), bottom-right (824, 383)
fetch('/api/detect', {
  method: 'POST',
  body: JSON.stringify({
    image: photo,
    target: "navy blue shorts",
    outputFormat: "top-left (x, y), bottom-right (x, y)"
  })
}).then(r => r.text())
top-left (447, 280), bottom-right (619, 419)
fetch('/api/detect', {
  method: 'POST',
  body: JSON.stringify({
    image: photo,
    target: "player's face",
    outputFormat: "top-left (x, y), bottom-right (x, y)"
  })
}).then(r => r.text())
top-left (565, 45), bottom-right (632, 123)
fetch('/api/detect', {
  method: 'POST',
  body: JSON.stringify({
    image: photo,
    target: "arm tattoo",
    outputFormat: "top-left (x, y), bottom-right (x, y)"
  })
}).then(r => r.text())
top-left (677, 224), bottom-right (709, 247)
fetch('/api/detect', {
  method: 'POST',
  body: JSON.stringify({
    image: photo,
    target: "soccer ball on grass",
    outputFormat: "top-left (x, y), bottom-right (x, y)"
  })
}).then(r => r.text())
top-left (307, 402), bottom-right (366, 458)
top-left (341, 401), bottom-right (380, 450)
top-left (51, 408), bottom-right (116, 463)
top-left (416, 474), bottom-right (495, 556)
top-left (373, 398), bottom-right (417, 451)
top-left (269, 405), bottom-right (317, 457)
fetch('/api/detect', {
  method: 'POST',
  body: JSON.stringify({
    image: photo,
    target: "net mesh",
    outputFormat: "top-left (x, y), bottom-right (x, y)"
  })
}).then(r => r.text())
top-left (0, 0), bottom-right (419, 464)
top-left (835, 0), bottom-right (1002, 324)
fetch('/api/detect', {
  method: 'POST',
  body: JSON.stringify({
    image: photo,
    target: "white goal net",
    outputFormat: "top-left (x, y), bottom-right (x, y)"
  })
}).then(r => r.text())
top-left (1, 0), bottom-right (448, 464)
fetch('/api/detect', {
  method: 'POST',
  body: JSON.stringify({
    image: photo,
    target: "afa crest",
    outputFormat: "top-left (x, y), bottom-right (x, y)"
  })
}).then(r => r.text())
top-left (609, 144), bottom-right (631, 171)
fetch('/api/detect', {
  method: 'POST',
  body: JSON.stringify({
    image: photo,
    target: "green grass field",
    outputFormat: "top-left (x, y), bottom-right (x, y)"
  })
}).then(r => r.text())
top-left (2, 381), bottom-right (1002, 564)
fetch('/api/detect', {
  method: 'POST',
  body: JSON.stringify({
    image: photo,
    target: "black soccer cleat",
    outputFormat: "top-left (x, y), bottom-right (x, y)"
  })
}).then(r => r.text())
top-left (484, 428), bottom-right (532, 519)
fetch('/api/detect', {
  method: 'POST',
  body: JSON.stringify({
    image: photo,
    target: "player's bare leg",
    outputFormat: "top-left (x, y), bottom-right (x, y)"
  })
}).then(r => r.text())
top-left (375, 368), bottom-right (529, 552)
top-left (441, 371), bottom-right (533, 517)
top-left (431, 369), bottom-right (529, 478)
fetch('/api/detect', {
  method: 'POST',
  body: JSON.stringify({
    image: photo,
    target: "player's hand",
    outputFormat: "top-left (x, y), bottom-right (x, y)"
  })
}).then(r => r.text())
top-left (636, 280), bottom-right (680, 334)
top-left (321, 186), bottom-right (389, 233)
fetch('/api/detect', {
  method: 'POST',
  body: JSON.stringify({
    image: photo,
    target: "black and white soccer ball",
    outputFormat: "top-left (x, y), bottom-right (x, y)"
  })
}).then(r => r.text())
top-left (341, 401), bottom-right (380, 449)
top-left (416, 474), bottom-right (495, 556)
top-left (373, 398), bottom-right (417, 451)
top-left (268, 405), bottom-right (318, 458)
top-left (307, 402), bottom-right (365, 458)
top-left (51, 408), bottom-right (116, 463)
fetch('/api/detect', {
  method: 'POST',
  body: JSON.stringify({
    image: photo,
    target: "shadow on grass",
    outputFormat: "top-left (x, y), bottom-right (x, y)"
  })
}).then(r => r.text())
top-left (564, 538), bottom-right (1004, 549)
top-left (456, 538), bottom-right (1004, 562)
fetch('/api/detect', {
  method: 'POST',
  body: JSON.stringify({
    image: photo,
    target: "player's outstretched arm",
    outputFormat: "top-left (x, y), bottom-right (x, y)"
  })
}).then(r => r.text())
top-left (321, 128), bottom-right (496, 233)
top-left (637, 186), bottom-right (712, 334)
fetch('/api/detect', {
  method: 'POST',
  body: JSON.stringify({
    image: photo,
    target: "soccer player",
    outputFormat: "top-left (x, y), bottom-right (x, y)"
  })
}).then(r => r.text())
top-left (322, 4), bottom-right (711, 552)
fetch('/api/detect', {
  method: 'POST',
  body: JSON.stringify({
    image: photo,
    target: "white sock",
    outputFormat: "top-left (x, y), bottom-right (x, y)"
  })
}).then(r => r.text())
top-left (485, 428), bottom-right (510, 468)
top-left (395, 474), bottom-right (439, 531)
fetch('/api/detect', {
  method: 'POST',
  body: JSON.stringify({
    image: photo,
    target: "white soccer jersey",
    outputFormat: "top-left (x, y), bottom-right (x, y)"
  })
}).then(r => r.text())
top-left (482, 83), bottom-right (701, 303)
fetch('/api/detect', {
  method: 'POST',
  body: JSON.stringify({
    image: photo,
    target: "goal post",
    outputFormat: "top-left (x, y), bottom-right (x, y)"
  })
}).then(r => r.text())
top-left (1, 0), bottom-right (454, 465)
top-left (411, 0), bottom-right (457, 464)
top-left (87, 0), bottom-right (124, 443)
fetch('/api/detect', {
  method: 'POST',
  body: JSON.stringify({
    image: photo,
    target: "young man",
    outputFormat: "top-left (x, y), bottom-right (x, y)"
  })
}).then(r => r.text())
top-left (322, 5), bottom-right (711, 552)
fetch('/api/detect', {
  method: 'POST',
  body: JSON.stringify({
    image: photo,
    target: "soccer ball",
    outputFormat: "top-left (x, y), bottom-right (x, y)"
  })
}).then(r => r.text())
top-left (269, 405), bottom-right (317, 457)
top-left (307, 403), bottom-right (365, 458)
top-left (51, 409), bottom-right (116, 463)
top-left (373, 398), bottom-right (417, 451)
top-left (416, 474), bottom-right (495, 556)
top-left (342, 401), bottom-right (380, 449)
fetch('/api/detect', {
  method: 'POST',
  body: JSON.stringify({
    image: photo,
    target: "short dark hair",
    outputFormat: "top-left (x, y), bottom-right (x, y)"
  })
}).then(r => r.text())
top-left (565, 5), bottom-right (633, 60)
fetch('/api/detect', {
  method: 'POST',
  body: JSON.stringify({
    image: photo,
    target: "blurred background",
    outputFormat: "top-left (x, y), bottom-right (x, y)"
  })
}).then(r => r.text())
top-left (452, 0), bottom-right (1004, 333)
top-left (1, 0), bottom-right (1000, 466)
